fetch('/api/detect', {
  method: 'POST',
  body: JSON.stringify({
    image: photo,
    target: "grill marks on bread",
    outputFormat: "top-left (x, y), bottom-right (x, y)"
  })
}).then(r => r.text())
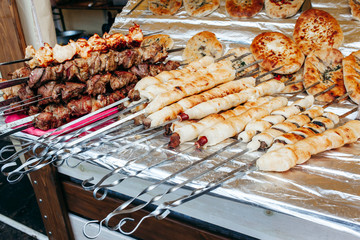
top-left (148, 0), bottom-right (182, 15)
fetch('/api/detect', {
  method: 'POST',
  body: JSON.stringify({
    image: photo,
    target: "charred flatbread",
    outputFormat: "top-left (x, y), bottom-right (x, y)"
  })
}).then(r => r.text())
top-left (141, 34), bottom-right (174, 49)
top-left (250, 32), bottom-right (304, 75)
top-left (304, 48), bottom-right (346, 103)
top-left (264, 0), bottom-right (304, 18)
top-left (182, 31), bottom-right (223, 62)
top-left (349, 0), bottom-right (360, 21)
top-left (225, 0), bottom-right (264, 18)
top-left (148, 0), bottom-right (182, 16)
top-left (183, 0), bottom-right (220, 17)
top-left (343, 50), bottom-right (360, 104)
top-left (293, 9), bottom-right (343, 56)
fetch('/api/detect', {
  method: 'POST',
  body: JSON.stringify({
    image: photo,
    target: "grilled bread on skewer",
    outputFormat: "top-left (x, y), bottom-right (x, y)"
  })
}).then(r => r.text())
top-left (195, 97), bottom-right (288, 148)
top-left (247, 106), bottom-right (325, 151)
top-left (144, 59), bottom-right (235, 114)
top-left (238, 95), bottom-right (315, 142)
top-left (169, 97), bottom-right (273, 148)
top-left (182, 79), bottom-right (284, 120)
top-left (134, 56), bottom-right (215, 91)
top-left (226, 47), bottom-right (259, 78)
top-left (268, 112), bottom-right (339, 151)
top-left (145, 77), bottom-right (255, 128)
top-left (256, 120), bottom-right (360, 172)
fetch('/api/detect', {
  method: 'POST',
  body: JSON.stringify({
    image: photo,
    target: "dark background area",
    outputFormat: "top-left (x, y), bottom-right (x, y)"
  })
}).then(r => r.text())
top-left (0, 140), bottom-right (45, 239)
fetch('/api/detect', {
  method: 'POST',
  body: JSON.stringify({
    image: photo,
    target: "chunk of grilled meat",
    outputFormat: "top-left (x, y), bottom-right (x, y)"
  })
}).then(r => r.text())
top-left (27, 43), bottom-right (169, 88)
top-left (37, 81), bottom-right (86, 105)
top-left (110, 71), bottom-right (137, 91)
top-left (35, 104), bottom-right (71, 130)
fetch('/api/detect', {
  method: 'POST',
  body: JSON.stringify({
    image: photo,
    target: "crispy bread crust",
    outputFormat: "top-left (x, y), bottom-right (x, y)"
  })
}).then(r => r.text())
top-left (350, 0), bottom-right (360, 21)
top-left (264, 0), bottom-right (304, 19)
top-left (182, 31), bottom-right (223, 62)
top-left (250, 32), bottom-right (304, 74)
top-left (304, 48), bottom-right (346, 103)
top-left (343, 50), bottom-right (360, 104)
top-left (148, 0), bottom-right (182, 15)
top-left (225, 0), bottom-right (264, 18)
top-left (293, 9), bottom-right (343, 56)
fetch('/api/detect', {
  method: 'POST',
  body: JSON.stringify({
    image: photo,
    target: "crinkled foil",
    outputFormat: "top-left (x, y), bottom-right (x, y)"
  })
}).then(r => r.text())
top-left (111, 0), bottom-right (360, 236)
top-left (5, 0), bottom-right (360, 237)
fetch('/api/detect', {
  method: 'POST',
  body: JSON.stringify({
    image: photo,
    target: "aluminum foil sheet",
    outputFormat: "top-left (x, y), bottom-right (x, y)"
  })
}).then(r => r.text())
top-left (109, 0), bottom-right (360, 237)
top-left (4, 0), bottom-right (360, 238)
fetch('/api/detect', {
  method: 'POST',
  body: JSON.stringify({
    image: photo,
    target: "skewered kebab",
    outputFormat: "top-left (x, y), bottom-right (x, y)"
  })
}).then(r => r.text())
top-left (144, 77), bottom-right (256, 128)
top-left (256, 119), bottom-right (360, 172)
top-left (0, 42), bottom-right (170, 91)
top-left (23, 24), bottom-right (143, 69)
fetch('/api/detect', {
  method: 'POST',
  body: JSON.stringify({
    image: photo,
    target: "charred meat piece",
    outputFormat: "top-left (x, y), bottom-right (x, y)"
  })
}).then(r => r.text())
top-left (130, 63), bottom-right (149, 79)
top-left (118, 49), bottom-right (141, 69)
top-left (28, 105), bottom-right (40, 116)
top-left (67, 95), bottom-right (92, 117)
top-left (64, 61), bottom-right (79, 81)
top-left (62, 82), bottom-right (86, 101)
top-left (35, 105), bottom-right (71, 130)
top-left (28, 68), bottom-right (44, 88)
top-left (164, 60), bottom-right (180, 71)
top-left (88, 52), bottom-right (101, 75)
top-left (9, 67), bottom-right (31, 79)
top-left (87, 73), bottom-right (111, 96)
top-left (149, 64), bottom-right (165, 76)
top-left (74, 58), bottom-right (90, 82)
top-left (92, 91), bottom-right (125, 112)
top-left (37, 81), bottom-right (62, 105)
top-left (110, 71), bottom-right (137, 90)
top-left (18, 85), bottom-right (35, 101)
top-left (141, 43), bottom-right (163, 62)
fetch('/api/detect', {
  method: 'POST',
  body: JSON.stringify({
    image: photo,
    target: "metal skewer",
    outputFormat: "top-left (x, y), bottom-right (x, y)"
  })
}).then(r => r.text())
top-left (287, 81), bottom-right (320, 100)
top-left (0, 77), bottom-right (29, 90)
top-left (0, 96), bottom-right (21, 108)
top-left (0, 57), bottom-right (32, 66)
top-left (105, 140), bottom-right (241, 215)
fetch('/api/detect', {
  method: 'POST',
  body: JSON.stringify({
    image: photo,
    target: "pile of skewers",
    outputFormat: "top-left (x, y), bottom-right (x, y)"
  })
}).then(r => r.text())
top-left (0, 25), bottom-right (181, 130)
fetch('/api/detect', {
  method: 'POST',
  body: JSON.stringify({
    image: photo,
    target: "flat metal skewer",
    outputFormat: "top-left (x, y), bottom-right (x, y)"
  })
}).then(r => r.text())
top-left (0, 77), bottom-right (29, 90)
top-left (0, 57), bottom-right (32, 66)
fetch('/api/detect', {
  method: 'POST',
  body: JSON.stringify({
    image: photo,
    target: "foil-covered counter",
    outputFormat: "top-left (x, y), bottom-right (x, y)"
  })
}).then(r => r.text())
top-left (107, 0), bottom-right (360, 237)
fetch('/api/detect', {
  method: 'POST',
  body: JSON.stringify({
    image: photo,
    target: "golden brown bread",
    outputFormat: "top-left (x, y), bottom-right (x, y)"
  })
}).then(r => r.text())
top-left (293, 9), bottom-right (343, 56)
top-left (343, 50), bottom-right (360, 104)
top-left (264, 0), bottom-right (304, 18)
top-left (148, 0), bottom-right (182, 16)
top-left (250, 32), bottom-right (304, 74)
top-left (304, 48), bottom-right (346, 103)
top-left (183, 0), bottom-right (220, 17)
top-left (225, 0), bottom-right (264, 18)
top-left (349, 0), bottom-right (360, 21)
top-left (182, 31), bottom-right (223, 63)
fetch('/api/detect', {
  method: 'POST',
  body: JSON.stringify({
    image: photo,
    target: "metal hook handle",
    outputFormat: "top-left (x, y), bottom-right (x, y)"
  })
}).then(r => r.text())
top-left (93, 187), bottom-right (109, 201)
top-left (117, 215), bottom-right (151, 235)
top-left (82, 219), bottom-right (105, 239)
